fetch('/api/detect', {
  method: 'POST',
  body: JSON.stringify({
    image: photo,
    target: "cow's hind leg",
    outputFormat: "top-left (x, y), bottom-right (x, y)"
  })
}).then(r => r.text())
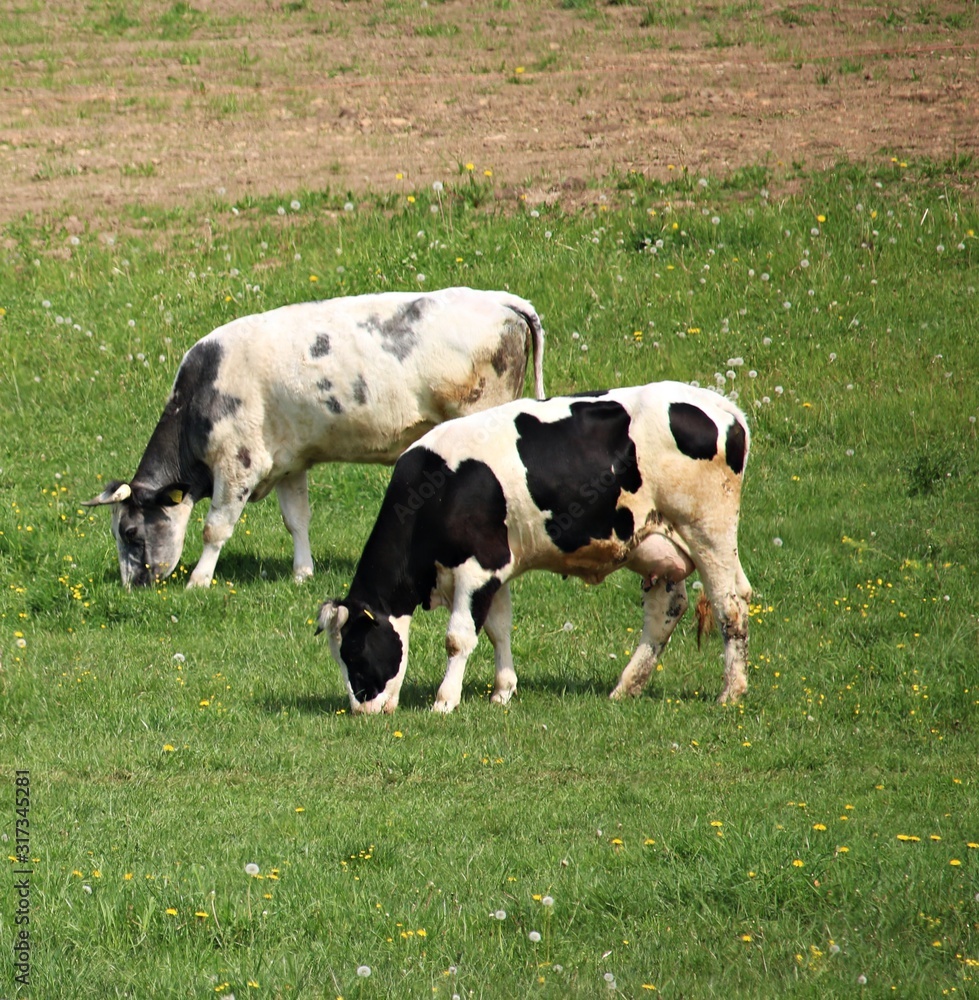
top-left (276, 470), bottom-right (314, 583)
top-left (483, 583), bottom-right (517, 706)
top-left (698, 555), bottom-right (751, 704)
top-left (610, 577), bottom-right (688, 700)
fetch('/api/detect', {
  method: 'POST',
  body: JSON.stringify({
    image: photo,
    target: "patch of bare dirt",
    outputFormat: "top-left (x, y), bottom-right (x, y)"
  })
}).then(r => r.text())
top-left (1, 1), bottom-right (976, 225)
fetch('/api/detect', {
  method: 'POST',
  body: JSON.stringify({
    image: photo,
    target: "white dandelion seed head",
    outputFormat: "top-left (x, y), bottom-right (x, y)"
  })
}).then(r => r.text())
top-left (529, 930), bottom-right (542, 942)
top-left (290, 200), bottom-right (301, 211)
top-left (762, 336), bottom-right (772, 346)
top-left (343, 201), bottom-right (354, 212)
top-left (562, 621), bottom-right (574, 632)
top-left (857, 974), bottom-right (868, 985)
top-left (16, 638), bottom-right (26, 649)
top-left (83, 884), bottom-right (92, 894)
top-left (172, 653), bottom-right (186, 663)
top-left (277, 206), bottom-right (286, 215)
top-left (245, 863), bottom-right (259, 876)
top-left (432, 181), bottom-right (444, 192)
top-left (494, 909), bottom-right (507, 921)
top-left (541, 895), bottom-right (554, 907)
top-left (356, 965), bottom-right (372, 978)
top-left (416, 273), bottom-right (426, 283)
top-left (773, 537), bottom-right (783, 547)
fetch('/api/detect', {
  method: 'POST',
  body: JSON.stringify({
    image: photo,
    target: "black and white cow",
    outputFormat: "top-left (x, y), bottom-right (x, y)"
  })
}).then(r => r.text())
top-left (84, 287), bottom-right (545, 589)
top-left (317, 381), bottom-right (752, 714)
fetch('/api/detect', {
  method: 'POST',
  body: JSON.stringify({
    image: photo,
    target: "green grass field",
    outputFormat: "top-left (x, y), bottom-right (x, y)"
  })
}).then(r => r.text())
top-left (1, 158), bottom-right (978, 997)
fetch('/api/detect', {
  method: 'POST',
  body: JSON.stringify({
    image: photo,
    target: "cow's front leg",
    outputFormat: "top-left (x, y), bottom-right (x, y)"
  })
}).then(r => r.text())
top-left (432, 612), bottom-right (478, 713)
top-left (187, 479), bottom-right (251, 589)
top-left (482, 583), bottom-right (517, 706)
top-left (610, 577), bottom-right (688, 700)
top-left (275, 470), bottom-right (314, 583)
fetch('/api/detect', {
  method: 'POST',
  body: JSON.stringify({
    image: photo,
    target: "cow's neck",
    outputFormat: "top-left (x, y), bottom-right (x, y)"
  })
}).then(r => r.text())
top-left (132, 400), bottom-right (213, 500)
top-left (346, 501), bottom-right (429, 619)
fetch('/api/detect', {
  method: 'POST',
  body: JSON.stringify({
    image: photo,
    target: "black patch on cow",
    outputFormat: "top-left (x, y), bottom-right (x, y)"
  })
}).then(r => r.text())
top-left (326, 396), bottom-right (343, 415)
top-left (470, 577), bottom-right (502, 633)
top-left (131, 338), bottom-right (240, 499)
top-left (725, 419), bottom-right (747, 475)
top-left (668, 402), bottom-right (718, 462)
top-left (515, 399), bottom-right (641, 553)
top-left (362, 298), bottom-right (427, 361)
top-left (349, 447), bottom-right (509, 619)
top-left (317, 377), bottom-right (333, 392)
top-left (237, 446), bottom-right (252, 469)
top-left (571, 389), bottom-right (612, 399)
top-left (337, 600), bottom-right (404, 703)
top-left (352, 374), bottom-right (368, 405)
top-left (310, 333), bottom-right (331, 359)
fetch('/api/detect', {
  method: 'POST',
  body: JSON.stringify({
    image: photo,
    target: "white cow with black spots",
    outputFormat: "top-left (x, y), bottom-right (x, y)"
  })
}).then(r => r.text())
top-left (318, 381), bottom-right (752, 714)
top-left (85, 287), bottom-right (545, 588)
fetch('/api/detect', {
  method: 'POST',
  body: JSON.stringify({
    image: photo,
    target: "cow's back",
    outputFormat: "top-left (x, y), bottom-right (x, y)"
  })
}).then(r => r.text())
top-left (189, 288), bottom-right (539, 467)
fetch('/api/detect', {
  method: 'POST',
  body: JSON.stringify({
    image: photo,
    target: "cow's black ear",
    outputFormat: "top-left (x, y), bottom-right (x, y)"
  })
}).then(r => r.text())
top-left (155, 484), bottom-right (191, 507)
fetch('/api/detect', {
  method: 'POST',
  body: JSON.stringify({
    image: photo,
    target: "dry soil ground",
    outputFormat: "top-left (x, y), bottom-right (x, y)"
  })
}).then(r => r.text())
top-left (1, 0), bottom-right (977, 225)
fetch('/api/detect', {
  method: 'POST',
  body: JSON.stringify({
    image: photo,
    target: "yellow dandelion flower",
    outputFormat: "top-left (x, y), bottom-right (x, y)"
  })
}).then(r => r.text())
top-left (813, 823), bottom-right (827, 831)
top-left (950, 859), bottom-right (962, 866)
top-left (163, 744), bottom-right (175, 752)
top-left (484, 169), bottom-right (493, 177)
top-left (195, 911), bottom-right (208, 919)
top-left (792, 859), bottom-right (804, 867)
top-left (817, 214), bottom-right (827, 223)
top-left (166, 908), bottom-right (178, 916)
top-left (393, 731), bottom-right (404, 738)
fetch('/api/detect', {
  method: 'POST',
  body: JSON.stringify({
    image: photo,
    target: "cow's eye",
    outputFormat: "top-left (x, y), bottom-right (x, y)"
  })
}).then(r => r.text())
top-left (124, 526), bottom-right (140, 543)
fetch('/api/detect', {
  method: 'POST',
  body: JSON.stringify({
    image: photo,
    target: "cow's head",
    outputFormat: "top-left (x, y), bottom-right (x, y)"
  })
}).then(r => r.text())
top-left (316, 599), bottom-right (410, 714)
top-left (83, 480), bottom-right (194, 588)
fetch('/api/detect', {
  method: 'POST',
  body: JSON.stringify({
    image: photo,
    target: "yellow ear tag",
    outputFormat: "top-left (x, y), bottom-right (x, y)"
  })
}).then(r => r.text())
top-left (168, 489), bottom-right (184, 504)
top-left (363, 609), bottom-right (375, 621)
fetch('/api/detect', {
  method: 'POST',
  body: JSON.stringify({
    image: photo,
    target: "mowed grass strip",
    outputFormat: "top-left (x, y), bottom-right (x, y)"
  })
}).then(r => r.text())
top-left (0, 160), bottom-right (977, 997)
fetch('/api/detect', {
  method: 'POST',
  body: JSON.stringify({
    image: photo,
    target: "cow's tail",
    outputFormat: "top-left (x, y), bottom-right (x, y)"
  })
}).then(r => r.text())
top-left (695, 590), bottom-right (715, 648)
top-left (503, 295), bottom-right (546, 400)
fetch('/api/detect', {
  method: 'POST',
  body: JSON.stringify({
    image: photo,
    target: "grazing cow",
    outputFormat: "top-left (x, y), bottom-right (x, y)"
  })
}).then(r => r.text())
top-left (84, 287), bottom-right (545, 589)
top-left (317, 381), bottom-right (752, 714)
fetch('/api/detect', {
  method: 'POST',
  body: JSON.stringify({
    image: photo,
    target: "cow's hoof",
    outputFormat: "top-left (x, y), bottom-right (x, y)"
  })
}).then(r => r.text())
top-left (717, 684), bottom-right (746, 705)
top-left (186, 575), bottom-right (213, 590)
top-left (293, 566), bottom-right (314, 584)
top-left (432, 699), bottom-right (457, 714)
top-left (609, 684), bottom-right (640, 700)
top-left (490, 687), bottom-right (515, 706)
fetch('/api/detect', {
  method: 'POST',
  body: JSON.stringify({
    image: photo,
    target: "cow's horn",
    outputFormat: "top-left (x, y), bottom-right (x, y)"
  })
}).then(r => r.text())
top-left (82, 481), bottom-right (133, 506)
